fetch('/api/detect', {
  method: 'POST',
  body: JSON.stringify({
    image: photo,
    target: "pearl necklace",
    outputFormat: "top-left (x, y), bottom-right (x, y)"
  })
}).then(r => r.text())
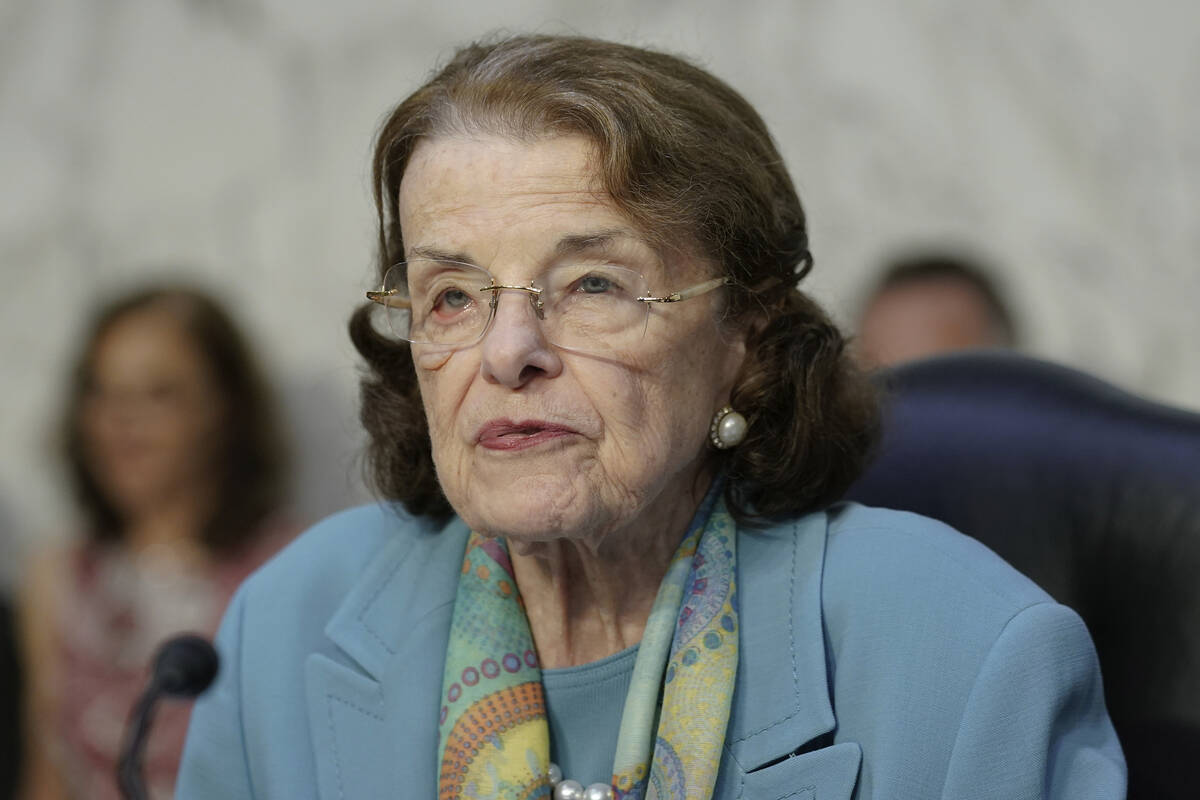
top-left (548, 762), bottom-right (614, 800)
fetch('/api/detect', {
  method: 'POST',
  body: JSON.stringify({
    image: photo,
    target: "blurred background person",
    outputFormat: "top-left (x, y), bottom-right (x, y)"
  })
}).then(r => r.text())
top-left (17, 286), bottom-right (295, 800)
top-left (854, 252), bottom-right (1017, 368)
top-left (1, 578), bottom-right (20, 800)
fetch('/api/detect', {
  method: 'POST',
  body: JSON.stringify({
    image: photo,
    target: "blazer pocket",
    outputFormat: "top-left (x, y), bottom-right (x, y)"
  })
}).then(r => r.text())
top-left (741, 741), bottom-right (862, 800)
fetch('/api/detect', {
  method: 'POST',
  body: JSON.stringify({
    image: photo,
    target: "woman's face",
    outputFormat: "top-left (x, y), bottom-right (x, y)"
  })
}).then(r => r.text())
top-left (400, 134), bottom-right (747, 547)
top-left (80, 308), bottom-right (225, 519)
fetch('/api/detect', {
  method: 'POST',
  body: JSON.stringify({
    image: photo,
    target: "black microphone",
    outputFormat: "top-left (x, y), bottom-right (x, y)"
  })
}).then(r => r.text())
top-left (150, 635), bottom-right (219, 698)
top-left (117, 634), bottom-right (220, 800)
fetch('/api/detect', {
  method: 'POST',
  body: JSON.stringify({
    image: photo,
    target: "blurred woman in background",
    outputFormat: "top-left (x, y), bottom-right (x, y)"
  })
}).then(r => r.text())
top-left (18, 286), bottom-right (294, 800)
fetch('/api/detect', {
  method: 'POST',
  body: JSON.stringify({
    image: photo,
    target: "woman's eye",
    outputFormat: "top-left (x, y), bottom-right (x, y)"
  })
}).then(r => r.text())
top-left (435, 288), bottom-right (472, 311)
top-left (578, 274), bottom-right (614, 294)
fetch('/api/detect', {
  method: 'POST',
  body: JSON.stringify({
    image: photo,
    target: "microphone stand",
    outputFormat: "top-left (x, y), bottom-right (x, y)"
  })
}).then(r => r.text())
top-left (116, 634), bottom-right (219, 800)
top-left (116, 677), bottom-right (163, 800)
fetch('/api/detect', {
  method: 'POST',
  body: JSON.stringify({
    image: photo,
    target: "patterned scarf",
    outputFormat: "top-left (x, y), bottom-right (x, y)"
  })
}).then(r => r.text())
top-left (436, 493), bottom-right (738, 800)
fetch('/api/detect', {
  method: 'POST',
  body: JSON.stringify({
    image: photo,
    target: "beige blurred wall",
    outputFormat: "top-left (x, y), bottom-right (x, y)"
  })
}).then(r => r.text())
top-left (2, 0), bottom-right (1198, 564)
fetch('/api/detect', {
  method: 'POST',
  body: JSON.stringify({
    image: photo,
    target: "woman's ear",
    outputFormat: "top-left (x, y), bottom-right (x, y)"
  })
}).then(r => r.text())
top-left (717, 312), bottom-right (762, 400)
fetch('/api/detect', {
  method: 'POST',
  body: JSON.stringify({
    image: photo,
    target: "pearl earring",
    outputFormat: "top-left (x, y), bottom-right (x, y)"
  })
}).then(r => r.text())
top-left (709, 405), bottom-right (747, 449)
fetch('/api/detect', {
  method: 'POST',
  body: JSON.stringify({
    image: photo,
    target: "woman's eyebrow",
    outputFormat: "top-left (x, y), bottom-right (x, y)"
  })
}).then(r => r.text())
top-left (554, 229), bottom-right (643, 259)
top-left (406, 246), bottom-right (476, 265)
top-left (406, 230), bottom-right (645, 267)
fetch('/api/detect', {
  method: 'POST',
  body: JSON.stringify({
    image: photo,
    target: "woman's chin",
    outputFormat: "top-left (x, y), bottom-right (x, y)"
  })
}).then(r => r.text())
top-left (451, 473), bottom-right (611, 544)
top-left (462, 505), bottom-right (597, 544)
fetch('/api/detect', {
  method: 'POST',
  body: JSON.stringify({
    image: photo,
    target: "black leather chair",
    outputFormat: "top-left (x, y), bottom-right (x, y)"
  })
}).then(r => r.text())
top-left (846, 352), bottom-right (1200, 799)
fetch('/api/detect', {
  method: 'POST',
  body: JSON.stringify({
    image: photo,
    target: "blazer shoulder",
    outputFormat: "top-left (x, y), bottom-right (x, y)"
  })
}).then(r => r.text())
top-left (822, 502), bottom-right (1052, 618)
top-left (238, 503), bottom-right (454, 619)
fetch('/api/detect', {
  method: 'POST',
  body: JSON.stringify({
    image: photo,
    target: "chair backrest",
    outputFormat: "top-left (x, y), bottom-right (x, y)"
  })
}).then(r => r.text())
top-left (846, 352), bottom-right (1200, 797)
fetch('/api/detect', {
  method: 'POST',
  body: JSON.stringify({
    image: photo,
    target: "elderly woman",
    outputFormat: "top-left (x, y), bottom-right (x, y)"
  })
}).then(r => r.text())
top-left (178, 35), bottom-right (1124, 799)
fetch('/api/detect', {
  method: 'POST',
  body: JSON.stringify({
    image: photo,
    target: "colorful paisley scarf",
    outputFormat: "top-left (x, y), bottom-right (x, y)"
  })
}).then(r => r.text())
top-left (436, 492), bottom-right (738, 800)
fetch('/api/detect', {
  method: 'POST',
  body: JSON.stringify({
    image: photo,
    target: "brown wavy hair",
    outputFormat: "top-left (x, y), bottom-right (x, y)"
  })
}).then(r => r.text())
top-left (62, 285), bottom-right (289, 553)
top-left (349, 34), bottom-right (879, 524)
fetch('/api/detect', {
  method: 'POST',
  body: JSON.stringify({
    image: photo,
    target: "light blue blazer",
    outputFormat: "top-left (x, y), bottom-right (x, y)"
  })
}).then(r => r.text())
top-left (177, 503), bottom-right (1125, 799)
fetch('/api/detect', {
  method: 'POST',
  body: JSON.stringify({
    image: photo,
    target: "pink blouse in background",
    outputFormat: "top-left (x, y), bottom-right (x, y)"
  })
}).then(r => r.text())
top-left (48, 521), bottom-right (295, 799)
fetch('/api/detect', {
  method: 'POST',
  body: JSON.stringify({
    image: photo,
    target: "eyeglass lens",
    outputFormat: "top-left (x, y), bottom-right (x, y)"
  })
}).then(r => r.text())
top-left (384, 260), bottom-right (651, 353)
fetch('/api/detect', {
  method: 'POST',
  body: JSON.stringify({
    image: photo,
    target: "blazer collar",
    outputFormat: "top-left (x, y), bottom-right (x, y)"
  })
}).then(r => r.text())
top-left (318, 509), bottom-right (830, 690)
top-left (322, 512), bottom-right (471, 680)
top-left (725, 512), bottom-right (836, 771)
top-left (308, 509), bottom-right (836, 794)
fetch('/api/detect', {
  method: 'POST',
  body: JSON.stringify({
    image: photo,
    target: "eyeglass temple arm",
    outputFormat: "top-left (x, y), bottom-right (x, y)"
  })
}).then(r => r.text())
top-left (365, 288), bottom-right (412, 309)
top-left (638, 276), bottom-right (731, 304)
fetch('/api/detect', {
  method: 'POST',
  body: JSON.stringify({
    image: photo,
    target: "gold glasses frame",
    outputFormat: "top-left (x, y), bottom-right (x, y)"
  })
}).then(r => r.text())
top-left (366, 259), bottom-right (732, 350)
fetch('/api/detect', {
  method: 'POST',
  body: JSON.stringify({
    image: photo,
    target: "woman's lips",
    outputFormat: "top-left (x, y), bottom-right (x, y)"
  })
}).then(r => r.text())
top-left (475, 419), bottom-right (580, 451)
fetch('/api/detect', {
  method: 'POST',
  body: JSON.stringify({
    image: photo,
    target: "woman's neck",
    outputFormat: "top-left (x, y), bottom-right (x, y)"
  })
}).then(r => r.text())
top-left (507, 479), bottom-right (710, 668)
top-left (122, 484), bottom-right (215, 559)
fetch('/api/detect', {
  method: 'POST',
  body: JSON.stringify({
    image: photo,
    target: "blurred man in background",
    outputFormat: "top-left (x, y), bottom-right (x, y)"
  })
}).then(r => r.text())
top-left (855, 252), bottom-right (1016, 368)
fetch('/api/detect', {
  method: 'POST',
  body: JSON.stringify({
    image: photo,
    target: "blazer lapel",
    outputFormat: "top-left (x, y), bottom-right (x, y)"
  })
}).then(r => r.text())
top-left (305, 514), bottom-right (472, 800)
top-left (717, 512), bottom-right (861, 798)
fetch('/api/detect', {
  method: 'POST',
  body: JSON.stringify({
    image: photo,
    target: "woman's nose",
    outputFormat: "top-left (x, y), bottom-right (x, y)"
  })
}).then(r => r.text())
top-left (478, 290), bottom-right (563, 388)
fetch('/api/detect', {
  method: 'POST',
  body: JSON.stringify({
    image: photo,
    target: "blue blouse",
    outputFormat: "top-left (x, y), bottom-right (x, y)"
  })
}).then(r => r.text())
top-left (543, 644), bottom-right (639, 786)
